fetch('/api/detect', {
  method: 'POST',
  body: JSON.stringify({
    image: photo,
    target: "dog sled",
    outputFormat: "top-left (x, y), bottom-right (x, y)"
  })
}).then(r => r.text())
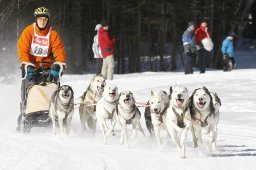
top-left (17, 67), bottom-right (59, 133)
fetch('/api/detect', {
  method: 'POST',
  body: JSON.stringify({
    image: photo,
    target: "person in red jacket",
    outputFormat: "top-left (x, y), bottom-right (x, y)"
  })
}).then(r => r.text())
top-left (195, 20), bottom-right (210, 73)
top-left (98, 20), bottom-right (116, 80)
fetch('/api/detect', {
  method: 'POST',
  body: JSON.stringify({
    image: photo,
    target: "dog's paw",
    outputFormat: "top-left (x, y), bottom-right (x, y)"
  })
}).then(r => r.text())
top-left (193, 142), bottom-right (198, 148)
top-left (131, 132), bottom-right (137, 139)
top-left (125, 143), bottom-right (130, 149)
top-left (104, 138), bottom-right (108, 145)
top-left (120, 140), bottom-right (124, 145)
top-left (180, 155), bottom-right (186, 159)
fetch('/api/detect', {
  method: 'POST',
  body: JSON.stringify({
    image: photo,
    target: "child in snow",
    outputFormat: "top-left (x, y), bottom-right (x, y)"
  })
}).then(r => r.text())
top-left (221, 32), bottom-right (236, 71)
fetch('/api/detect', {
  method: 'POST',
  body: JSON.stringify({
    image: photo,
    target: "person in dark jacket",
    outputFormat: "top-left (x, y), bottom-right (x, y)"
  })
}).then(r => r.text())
top-left (182, 21), bottom-right (197, 74)
top-left (98, 20), bottom-right (116, 80)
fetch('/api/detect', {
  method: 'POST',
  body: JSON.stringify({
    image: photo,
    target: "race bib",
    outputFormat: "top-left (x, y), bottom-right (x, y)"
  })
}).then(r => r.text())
top-left (30, 23), bottom-right (52, 57)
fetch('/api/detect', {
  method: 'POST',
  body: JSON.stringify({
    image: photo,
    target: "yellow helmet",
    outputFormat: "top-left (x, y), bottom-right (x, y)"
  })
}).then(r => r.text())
top-left (34, 7), bottom-right (50, 18)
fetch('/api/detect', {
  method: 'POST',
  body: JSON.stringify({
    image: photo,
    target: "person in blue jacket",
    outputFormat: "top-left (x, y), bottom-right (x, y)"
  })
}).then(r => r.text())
top-left (221, 32), bottom-right (236, 71)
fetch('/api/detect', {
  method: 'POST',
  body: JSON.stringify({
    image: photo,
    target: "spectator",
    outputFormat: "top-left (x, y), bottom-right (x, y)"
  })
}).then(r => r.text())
top-left (98, 20), bottom-right (116, 80)
top-left (221, 31), bottom-right (236, 71)
top-left (182, 21), bottom-right (197, 74)
top-left (195, 20), bottom-right (211, 73)
top-left (92, 24), bottom-right (103, 74)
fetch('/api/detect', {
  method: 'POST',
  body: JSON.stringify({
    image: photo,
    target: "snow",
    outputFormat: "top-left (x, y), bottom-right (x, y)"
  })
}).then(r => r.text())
top-left (0, 50), bottom-right (256, 170)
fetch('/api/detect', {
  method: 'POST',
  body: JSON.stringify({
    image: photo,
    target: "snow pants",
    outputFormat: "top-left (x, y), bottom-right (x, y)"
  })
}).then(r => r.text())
top-left (101, 55), bottom-right (114, 80)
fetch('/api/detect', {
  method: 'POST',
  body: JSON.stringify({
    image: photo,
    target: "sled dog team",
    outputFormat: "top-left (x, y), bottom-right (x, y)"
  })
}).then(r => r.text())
top-left (49, 74), bottom-right (221, 158)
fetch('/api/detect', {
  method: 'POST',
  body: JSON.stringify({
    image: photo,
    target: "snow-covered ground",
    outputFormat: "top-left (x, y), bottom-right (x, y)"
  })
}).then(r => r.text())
top-left (0, 50), bottom-right (255, 170)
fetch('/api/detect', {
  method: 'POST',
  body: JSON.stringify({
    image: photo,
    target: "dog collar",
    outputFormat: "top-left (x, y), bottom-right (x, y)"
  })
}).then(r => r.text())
top-left (117, 105), bottom-right (136, 122)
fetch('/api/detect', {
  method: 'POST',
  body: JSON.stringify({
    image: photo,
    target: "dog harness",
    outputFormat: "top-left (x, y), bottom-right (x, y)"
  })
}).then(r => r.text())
top-left (101, 98), bottom-right (118, 119)
top-left (116, 105), bottom-right (136, 124)
top-left (79, 91), bottom-right (98, 111)
top-left (191, 107), bottom-right (210, 127)
top-left (172, 107), bottom-right (188, 128)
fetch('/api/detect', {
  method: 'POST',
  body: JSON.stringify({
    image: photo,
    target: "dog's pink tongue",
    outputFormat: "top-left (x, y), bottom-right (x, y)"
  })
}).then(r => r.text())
top-left (109, 93), bottom-right (116, 98)
top-left (197, 103), bottom-right (204, 109)
top-left (176, 99), bottom-right (183, 106)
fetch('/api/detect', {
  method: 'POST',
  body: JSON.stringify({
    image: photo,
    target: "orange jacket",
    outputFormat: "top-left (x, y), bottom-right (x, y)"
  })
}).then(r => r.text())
top-left (17, 23), bottom-right (66, 69)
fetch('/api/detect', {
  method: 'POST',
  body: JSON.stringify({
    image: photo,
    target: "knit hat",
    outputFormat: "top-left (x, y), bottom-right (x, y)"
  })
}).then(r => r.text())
top-left (188, 21), bottom-right (195, 27)
top-left (95, 24), bottom-right (102, 31)
top-left (101, 20), bottom-right (109, 27)
top-left (228, 31), bottom-right (236, 37)
top-left (201, 19), bottom-right (207, 24)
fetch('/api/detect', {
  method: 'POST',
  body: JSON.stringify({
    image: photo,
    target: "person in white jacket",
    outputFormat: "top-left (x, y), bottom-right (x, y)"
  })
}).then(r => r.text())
top-left (92, 24), bottom-right (103, 74)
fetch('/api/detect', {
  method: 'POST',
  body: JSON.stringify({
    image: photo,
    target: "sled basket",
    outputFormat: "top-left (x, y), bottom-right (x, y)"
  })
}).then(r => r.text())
top-left (25, 82), bottom-right (58, 115)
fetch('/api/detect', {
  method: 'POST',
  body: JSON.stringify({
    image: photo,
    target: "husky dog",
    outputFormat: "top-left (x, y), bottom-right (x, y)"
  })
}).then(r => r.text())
top-left (166, 85), bottom-right (191, 158)
top-left (145, 90), bottom-right (169, 145)
top-left (49, 85), bottom-right (74, 135)
top-left (79, 74), bottom-right (106, 132)
top-left (189, 86), bottom-right (221, 152)
top-left (115, 91), bottom-right (145, 145)
top-left (96, 84), bottom-right (119, 143)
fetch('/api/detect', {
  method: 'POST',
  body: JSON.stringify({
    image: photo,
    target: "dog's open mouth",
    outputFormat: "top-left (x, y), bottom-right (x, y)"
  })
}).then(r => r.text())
top-left (176, 99), bottom-right (184, 107)
top-left (62, 93), bottom-right (70, 99)
top-left (109, 92), bottom-right (117, 98)
top-left (197, 101), bottom-right (206, 109)
top-left (124, 98), bottom-right (132, 104)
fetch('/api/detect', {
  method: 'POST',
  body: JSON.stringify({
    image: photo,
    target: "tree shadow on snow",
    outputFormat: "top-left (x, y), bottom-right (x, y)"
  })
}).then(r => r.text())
top-left (211, 144), bottom-right (256, 157)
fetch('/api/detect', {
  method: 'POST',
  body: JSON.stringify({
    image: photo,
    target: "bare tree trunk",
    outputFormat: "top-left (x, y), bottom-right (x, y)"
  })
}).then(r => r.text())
top-left (213, 0), bottom-right (226, 68)
top-left (237, 0), bottom-right (256, 39)
top-left (136, 1), bottom-right (141, 72)
top-left (69, 0), bottom-right (83, 74)
top-left (158, 3), bottom-right (164, 71)
top-left (170, 3), bottom-right (177, 71)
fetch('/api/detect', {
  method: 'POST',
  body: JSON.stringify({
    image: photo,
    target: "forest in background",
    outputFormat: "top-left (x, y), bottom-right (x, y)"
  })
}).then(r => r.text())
top-left (0, 0), bottom-right (255, 74)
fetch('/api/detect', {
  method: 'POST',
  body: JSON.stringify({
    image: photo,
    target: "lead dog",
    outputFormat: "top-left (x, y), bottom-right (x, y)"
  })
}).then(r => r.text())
top-left (145, 90), bottom-right (169, 145)
top-left (96, 84), bottom-right (119, 143)
top-left (189, 86), bottom-right (221, 152)
top-left (166, 85), bottom-right (191, 158)
top-left (79, 74), bottom-right (106, 132)
top-left (115, 91), bottom-right (145, 145)
top-left (49, 85), bottom-right (74, 136)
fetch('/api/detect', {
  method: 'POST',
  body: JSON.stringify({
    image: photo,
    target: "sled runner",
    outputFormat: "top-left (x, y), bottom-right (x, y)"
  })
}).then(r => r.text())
top-left (17, 68), bottom-right (59, 133)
